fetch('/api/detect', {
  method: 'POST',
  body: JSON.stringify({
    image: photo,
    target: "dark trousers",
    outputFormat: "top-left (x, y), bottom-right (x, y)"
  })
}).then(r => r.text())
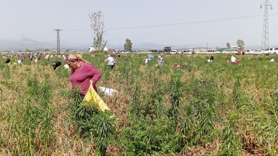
top-left (108, 65), bottom-right (114, 69)
top-left (79, 94), bottom-right (85, 103)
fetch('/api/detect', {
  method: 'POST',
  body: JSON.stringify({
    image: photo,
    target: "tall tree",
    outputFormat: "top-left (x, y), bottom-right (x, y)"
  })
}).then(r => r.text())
top-left (89, 11), bottom-right (107, 52)
top-left (124, 39), bottom-right (132, 51)
top-left (236, 39), bottom-right (245, 50)
top-left (226, 42), bottom-right (231, 49)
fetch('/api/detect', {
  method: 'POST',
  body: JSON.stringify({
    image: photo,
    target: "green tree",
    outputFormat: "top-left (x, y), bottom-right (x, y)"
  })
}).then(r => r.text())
top-left (44, 49), bottom-right (50, 51)
top-left (236, 39), bottom-right (245, 50)
top-left (89, 11), bottom-right (107, 52)
top-left (226, 42), bottom-right (231, 49)
top-left (124, 39), bottom-right (132, 51)
top-left (25, 49), bottom-right (32, 52)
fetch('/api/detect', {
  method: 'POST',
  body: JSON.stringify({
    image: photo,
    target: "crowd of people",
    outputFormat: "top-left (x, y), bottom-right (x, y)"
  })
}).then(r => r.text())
top-left (2, 52), bottom-right (67, 64)
top-left (3, 51), bottom-right (277, 103)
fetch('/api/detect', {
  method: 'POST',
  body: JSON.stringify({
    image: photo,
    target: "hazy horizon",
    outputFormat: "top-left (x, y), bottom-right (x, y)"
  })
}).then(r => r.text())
top-left (1, 0), bottom-right (278, 49)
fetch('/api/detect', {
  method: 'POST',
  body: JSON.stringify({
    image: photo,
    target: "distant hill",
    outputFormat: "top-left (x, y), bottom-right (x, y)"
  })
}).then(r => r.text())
top-left (0, 38), bottom-right (264, 51)
top-left (0, 38), bottom-right (91, 51)
top-left (107, 43), bottom-right (191, 50)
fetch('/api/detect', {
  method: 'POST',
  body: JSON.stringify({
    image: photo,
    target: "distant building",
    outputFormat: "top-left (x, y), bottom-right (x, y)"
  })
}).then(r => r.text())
top-left (89, 46), bottom-right (108, 52)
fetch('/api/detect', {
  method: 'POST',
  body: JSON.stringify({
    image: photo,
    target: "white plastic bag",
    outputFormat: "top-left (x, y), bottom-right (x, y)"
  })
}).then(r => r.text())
top-left (98, 87), bottom-right (118, 97)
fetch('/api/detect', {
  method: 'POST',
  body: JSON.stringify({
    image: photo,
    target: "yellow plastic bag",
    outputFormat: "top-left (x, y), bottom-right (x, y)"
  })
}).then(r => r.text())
top-left (83, 83), bottom-right (111, 112)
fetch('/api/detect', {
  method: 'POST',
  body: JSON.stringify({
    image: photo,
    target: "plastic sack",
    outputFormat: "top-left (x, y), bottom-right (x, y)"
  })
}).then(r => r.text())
top-left (98, 87), bottom-right (118, 97)
top-left (64, 64), bottom-right (69, 69)
top-left (83, 83), bottom-right (111, 112)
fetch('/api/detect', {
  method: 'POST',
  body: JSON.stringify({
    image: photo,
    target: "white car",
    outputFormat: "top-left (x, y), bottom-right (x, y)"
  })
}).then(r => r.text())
top-left (205, 50), bottom-right (220, 54)
top-left (253, 50), bottom-right (262, 55)
top-left (222, 50), bottom-right (238, 54)
top-left (182, 50), bottom-right (193, 54)
top-left (178, 50), bottom-right (192, 54)
top-left (244, 49), bottom-right (254, 55)
top-left (120, 50), bottom-right (130, 54)
top-left (170, 50), bottom-right (177, 55)
top-left (263, 47), bottom-right (278, 54)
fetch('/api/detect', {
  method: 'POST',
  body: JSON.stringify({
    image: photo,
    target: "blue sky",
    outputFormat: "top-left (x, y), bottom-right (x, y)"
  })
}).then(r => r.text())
top-left (0, 0), bottom-right (278, 48)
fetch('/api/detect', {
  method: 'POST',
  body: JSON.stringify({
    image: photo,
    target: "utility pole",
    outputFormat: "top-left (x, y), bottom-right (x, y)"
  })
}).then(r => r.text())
top-left (54, 29), bottom-right (62, 53)
top-left (260, 0), bottom-right (273, 51)
top-left (206, 43), bottom-right (208, 51)
top-left (22, 34), bottom-right (25, 52)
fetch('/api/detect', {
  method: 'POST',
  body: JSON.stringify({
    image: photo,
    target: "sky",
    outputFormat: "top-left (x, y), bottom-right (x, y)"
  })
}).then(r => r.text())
top-left (0, 0), bottom-right (278, 49)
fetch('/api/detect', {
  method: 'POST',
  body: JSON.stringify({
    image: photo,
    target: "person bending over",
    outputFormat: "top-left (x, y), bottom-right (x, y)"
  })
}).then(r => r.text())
top-left (53, 61), bottom-right (62, 70)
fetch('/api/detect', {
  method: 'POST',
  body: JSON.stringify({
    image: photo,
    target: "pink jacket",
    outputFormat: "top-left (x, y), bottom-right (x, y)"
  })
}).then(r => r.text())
top-left (70, 62), bottom-right (101, 95)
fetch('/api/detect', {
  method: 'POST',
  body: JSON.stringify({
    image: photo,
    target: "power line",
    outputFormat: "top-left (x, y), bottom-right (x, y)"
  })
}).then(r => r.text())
top-left (162, 0), bottom-right (262, 24)
top-left (22, 34), bottom-right (24, 52)
top-left (61, 12), bottom-right (278, 33)
top-left (104, 13), bottom-right (277, 30)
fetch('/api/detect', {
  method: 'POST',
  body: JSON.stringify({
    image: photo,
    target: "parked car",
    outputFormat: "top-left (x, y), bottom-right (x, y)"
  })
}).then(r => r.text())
top-left (119, 50), bottom-right (130, 54)
top-left (244, 49), bottom-right (254, 55)
top-left (222, 50), bottom-right (238, 54)
top-left (152, 50), bottom-right (161, 54)
top-left (235, 50), bottom-right (245, 55)
top-left (205, 50), bottom-right (220, 54)
top-left (181, 50), bottom-right (193, 54)
top-left (253, 49), bottom-right (262, 55)
top-left (170, 50), bottom-right (177, 55)
top-left (150, 50), bottom-right (158, 53)
top-left (262, 47), bottom-right (278, 55)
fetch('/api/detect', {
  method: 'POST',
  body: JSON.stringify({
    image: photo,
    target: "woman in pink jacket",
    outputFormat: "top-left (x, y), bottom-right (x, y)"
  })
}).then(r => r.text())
top-left (66, 54), bottom-right (101, 101)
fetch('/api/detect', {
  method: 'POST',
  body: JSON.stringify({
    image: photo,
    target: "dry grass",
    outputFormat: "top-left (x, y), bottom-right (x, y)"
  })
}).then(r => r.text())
top-left (1, 54), bottom-right (278, 155)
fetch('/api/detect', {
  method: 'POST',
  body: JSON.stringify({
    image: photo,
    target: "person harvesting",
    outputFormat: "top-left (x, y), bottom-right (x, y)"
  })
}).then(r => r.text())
top-left (107, 55), bottom-right (115, 69)
top-left (53, 61), bottom-right (62, 70)
top-left (66, 54), bottom-right (101, 101)
top-left (157, 53), bottom-right (164, 65)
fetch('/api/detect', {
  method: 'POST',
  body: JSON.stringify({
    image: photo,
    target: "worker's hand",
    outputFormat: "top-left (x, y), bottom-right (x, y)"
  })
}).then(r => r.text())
top-left (90, 80), bottom-right (94, 84)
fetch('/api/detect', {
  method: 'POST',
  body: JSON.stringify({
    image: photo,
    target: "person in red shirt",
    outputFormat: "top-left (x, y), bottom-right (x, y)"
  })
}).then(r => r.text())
top-left (66, 54), bottom-right (101, 102)
top-left (237, 60), bottom-right (241, 65)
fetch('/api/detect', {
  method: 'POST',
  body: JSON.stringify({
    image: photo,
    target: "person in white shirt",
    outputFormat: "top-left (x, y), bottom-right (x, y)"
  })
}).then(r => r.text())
top-left (107, 55), bottom-right (115, 69)
top-left (62, 55), bottom-right (66, 62)
top-left (157, 53), bottom-right (164, 65)
top-left (231, 55), bottom-right (237, 64)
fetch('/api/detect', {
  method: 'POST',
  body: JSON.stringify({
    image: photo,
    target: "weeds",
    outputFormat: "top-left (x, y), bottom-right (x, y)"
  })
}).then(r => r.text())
top-left (1, 54), bottom-right (278, 155)
top-left (69, 87), bottom-right (115, 156)
top-left (219, 113), bottom-right (242, 155)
